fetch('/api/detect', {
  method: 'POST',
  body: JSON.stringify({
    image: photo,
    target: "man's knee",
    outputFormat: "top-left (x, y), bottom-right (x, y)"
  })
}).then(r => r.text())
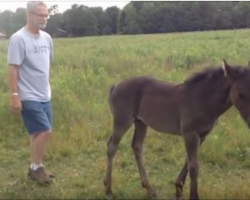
top-left (44, 129), bottom-right (52, 134)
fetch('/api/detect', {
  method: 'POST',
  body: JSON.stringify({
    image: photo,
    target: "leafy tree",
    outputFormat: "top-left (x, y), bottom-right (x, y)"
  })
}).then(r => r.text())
top-left (117, 10), bottom-right (127, 34)
top-left (12, 8), bottom-right (26, 32)
top-left (105, 6), bottom-right (120, 34)
top-left (63, 4), bottom-right (98, 37)
top-left (2, 2), bottom-right (250, 37)
top-left (0, 10), bottom-right (14, 37)
top-left (45, 13), bottom-right (65, 37)
top-left (233, 2), bottom-right (250, 29)
top-left (122, 4), bottom-right (142, 34)
top-left (139, 2), bottom-right (157, 33)
top-left (49, 5), bottom-right (58, 15)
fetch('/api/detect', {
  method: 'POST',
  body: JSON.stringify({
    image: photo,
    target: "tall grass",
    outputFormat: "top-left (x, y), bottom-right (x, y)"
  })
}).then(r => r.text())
top-left (1, 29), bottom-right (250, 199)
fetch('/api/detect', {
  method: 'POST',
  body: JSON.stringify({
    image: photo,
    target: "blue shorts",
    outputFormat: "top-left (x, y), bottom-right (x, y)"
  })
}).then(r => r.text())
top-left (21, 101), bottom-right (52, 135)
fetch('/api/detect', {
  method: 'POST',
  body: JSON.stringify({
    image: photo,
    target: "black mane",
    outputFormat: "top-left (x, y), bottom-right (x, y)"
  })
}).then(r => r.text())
top-left (184, 67), bottom-right (223, 86)
top-left (184, 65), bottom-right (249, 86)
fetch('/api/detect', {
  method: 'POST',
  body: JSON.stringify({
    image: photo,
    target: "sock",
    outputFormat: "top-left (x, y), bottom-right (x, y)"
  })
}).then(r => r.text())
top-left (30, 163), bottom-right (44, 171)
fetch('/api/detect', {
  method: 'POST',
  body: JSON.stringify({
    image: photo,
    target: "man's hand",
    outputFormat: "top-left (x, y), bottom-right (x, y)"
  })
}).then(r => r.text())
top-left (11, 95), bottom-right (22, 114)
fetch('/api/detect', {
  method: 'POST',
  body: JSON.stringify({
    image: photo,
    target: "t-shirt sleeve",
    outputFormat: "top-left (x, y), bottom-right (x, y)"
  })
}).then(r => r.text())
top-left (7, 35), bottom-right (25, 66)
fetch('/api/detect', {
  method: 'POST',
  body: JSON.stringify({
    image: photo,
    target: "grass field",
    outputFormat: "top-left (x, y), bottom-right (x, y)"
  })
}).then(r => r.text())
top-left (1, 29), bottom-right (250, 199)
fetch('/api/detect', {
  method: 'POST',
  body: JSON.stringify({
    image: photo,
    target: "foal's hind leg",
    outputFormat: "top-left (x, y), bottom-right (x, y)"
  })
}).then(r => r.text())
top-left (131, 120), bottom-right (157, 198)
top-left (174, 137), bottom-right (206, 200)
top-left (104, 118), bottom-right (133, 198)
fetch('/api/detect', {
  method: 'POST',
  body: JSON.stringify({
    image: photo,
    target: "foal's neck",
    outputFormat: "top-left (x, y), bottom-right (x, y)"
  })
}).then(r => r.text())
top-left (204, 76), bottom-right (233, 116)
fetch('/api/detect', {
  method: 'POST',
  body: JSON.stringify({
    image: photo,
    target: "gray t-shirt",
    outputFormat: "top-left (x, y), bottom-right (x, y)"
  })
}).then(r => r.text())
top-left (7, 27), bottom-right (53, 102)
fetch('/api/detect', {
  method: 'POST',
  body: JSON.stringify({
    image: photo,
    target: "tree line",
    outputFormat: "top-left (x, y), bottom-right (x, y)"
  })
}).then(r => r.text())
top-left (1, 1), bottom-right (250, 38)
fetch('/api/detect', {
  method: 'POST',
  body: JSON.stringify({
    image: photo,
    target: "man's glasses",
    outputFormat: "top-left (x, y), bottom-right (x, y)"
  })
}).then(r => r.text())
top-left (32, 12), bottom-right (50, 19)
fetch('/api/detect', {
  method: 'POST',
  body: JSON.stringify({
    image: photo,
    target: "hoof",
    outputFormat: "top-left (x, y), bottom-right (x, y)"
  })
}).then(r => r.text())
top-left (148, 190), bottom-right (158, 199)
top-left (173, 194), bottom-right (183, 200)
top-left (104, 179), bottom-right (113, 199)
top-left (105, 193), bottom-right (114, 200)
top-left (105, 190), bottom-right (114, 200)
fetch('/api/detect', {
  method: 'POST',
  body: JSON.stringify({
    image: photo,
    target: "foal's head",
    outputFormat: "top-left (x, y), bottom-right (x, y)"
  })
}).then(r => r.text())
top-left (223, 60), bottom-right (250, 128)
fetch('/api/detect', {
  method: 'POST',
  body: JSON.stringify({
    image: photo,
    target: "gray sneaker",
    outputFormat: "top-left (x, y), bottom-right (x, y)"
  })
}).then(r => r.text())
top-left (28, 167), bottom-right (52, 185)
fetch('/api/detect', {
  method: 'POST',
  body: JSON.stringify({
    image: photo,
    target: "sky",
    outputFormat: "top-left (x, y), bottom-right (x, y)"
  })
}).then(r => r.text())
top-left (0, 1), bottom-right (129, 13)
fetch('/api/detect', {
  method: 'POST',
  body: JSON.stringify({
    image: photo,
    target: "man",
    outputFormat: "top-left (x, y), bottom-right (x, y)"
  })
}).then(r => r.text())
top-left (7, 1), bottom-right (54, 185)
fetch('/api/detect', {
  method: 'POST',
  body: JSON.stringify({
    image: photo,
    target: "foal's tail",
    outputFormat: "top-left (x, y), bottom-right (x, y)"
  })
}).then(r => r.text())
top-left (108, 84), bottom-right (116, 114)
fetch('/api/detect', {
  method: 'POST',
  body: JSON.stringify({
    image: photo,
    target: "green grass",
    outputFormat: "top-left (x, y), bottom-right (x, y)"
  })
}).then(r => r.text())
top-left (1, 29), bottom-right (250, 199)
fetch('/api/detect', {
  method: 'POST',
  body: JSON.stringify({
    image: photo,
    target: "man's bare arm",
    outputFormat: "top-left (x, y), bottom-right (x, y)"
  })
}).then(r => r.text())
top-left (9, 65), bottom-right (22, 113)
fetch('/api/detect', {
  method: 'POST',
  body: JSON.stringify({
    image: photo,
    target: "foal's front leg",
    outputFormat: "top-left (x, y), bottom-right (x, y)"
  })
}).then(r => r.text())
top-left (184, 133), bottom-right (200, 200)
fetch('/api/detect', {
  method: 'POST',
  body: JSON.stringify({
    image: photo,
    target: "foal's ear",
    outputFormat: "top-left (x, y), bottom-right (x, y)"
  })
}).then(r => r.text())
top-left (222, 59), bottom-right (241, 80)
top-left (222, 59), bottom-right (231, 77)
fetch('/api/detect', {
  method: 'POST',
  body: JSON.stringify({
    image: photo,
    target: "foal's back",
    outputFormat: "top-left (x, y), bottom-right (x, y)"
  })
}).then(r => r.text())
top-left (110, 76), bottom-right (182, 135)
